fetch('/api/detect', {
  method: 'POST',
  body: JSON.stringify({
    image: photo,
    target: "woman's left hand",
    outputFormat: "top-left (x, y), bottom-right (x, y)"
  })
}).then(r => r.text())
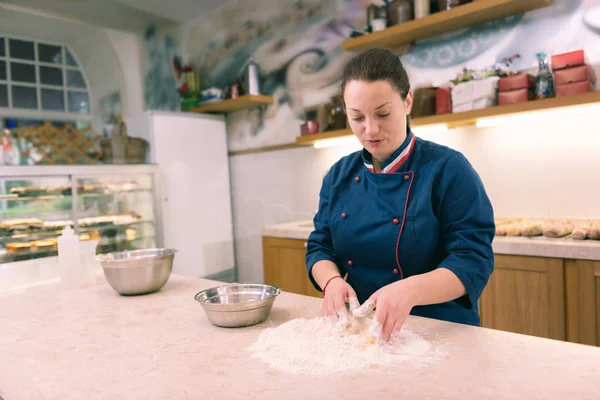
top-left (353, 280), bottom-right (417, 344)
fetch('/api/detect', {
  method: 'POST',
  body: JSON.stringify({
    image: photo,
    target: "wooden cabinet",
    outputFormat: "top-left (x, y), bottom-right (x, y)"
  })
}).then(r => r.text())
top-left (564, 259), bottom-right (600, 346)
top-left (262, 236), bottom-right (322, 298)
top-left (479, 255), bottom-right (566, 341)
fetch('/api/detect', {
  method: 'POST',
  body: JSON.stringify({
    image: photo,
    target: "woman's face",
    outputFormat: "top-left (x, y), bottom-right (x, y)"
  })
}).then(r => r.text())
top-left (344, 79), bottom-right (412, 162)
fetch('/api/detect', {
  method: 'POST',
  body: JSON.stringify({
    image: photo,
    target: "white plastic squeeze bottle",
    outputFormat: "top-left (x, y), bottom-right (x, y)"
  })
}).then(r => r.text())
top-left (58, 224), bottom-right (84, 289)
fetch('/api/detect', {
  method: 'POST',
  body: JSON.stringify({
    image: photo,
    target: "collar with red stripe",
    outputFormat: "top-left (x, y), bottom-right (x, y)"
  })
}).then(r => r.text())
top-left (362, 130), bottom-right (416, 173)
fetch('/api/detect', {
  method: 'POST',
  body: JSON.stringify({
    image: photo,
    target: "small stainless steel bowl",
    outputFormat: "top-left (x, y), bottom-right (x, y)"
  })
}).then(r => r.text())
top-left (194, 284), bottom-right (281, 328)
top-left (96, 248), bottom-right (177, 296)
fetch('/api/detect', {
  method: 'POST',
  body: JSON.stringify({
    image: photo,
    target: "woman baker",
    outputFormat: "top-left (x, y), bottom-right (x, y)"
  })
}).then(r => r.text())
top-left (305, 48), bottom-right (495, 343)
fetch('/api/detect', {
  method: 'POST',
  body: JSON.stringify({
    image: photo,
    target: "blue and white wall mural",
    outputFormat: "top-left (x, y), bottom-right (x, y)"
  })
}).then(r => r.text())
top-left (143, 25), bottom-right (183, 111)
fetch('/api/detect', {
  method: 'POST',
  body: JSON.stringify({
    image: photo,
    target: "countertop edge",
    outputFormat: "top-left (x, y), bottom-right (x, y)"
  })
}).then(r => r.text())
top-left (262, 221), bottom-right (600, 261)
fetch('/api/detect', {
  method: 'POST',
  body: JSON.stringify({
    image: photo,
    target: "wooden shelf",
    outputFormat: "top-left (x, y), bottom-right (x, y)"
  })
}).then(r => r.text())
top-left (188, 94), bottom-right (274, 114)
top-left (341, 0), bottom-right (553, 53)
top-left (295, 91), bottom-right (600, 145)
top-left (411, 90), bottom-right (600, 128)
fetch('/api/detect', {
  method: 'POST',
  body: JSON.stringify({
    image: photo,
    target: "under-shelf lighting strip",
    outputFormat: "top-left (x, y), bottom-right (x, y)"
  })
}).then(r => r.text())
top-left (475, 102), bottom-right (600, 128)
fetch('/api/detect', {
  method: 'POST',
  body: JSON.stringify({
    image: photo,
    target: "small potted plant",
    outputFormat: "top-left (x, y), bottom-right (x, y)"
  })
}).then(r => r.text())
top-left (449, 54), bottom-right (520, 113)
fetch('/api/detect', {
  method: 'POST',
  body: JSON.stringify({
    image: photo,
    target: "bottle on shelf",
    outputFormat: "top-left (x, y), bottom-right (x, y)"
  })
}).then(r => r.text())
top-left (535, 52), bottom-right (555, 100)
top-left (366, 2), bottom-right (388, 32)
top-left (414, 0), bottom-right (431, 19)
top-left (246, 57), bottom-right (261, 96)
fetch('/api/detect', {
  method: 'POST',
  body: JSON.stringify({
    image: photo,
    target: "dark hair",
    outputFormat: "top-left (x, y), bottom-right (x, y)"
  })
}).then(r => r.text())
top-left (341, 48), bottom-right (410, 100)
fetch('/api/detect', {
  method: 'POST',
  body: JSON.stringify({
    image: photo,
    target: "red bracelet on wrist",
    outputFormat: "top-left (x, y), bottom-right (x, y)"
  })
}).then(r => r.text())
top-left (322, 275), bottom-right (343, 295)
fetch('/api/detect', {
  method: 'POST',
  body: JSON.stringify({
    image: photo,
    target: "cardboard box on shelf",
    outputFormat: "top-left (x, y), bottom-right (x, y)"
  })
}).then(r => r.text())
top-left (551, 50), bottom-right (586, 71)
top-left (451, 77), bottom-right (499, 113)
top-left (435, 87), bottom-right (452, 115)
top-left (412, 87), bottom-right (438, 118)
top-left (554, 65), bottom-right (596, 86)
top-left (556, 80), bottom-right (594, 97)
top-left (498, 73), bottom-right (536, 92)
top-left (498, 88), bottom-right (535, 105)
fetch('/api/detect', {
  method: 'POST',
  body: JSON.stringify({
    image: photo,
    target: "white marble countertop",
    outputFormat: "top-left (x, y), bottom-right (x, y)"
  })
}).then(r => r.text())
top-left (263, 220), bottom-right (600, 261)
top-left (1, 274), bottom-right (600, 399)
top-left (263, 219), bottom-right (316, 240)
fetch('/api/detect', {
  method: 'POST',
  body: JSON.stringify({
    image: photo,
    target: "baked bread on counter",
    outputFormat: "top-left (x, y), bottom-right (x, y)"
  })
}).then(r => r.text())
top-left (494, 218), bottom-right (597, 240)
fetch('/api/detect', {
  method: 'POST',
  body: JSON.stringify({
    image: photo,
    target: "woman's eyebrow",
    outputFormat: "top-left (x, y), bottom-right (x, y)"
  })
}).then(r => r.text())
top-left (349, 102), bottom-right (391, 112)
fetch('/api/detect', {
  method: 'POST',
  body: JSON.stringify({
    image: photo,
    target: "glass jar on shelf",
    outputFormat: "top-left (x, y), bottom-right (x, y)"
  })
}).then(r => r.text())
top-left (387, 0), bottom-right (415, 26)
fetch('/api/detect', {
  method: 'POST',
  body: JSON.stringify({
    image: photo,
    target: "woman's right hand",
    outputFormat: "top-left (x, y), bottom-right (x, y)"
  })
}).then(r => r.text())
top-left (321, 276), bottom-right (360, 326)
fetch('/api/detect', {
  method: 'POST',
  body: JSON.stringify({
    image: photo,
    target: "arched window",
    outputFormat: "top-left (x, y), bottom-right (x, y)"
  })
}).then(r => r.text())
top-left (0, 33), bottom-right (91, 122)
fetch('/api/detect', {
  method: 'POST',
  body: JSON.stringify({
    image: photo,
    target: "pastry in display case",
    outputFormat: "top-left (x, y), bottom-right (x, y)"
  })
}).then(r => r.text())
top-left (0, 165), bottom-right (161, 264)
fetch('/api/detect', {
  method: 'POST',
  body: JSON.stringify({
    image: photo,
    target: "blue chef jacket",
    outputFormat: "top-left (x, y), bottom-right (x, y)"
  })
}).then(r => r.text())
top-left (305, 129), bottom-right (495, 326)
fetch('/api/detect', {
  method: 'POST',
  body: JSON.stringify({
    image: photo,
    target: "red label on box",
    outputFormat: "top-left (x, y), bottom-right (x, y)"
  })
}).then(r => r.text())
top-left (498, 88), bottom-right (534, 105)
top-left (498, 73), bottom-right (536, 92)
top-left (556, 81), bottom-right (593, 97)
top-left (551, 50), bottom-right (585, 71)
top-left (554, 65), bottom-right (596, 85)
top-left (435, 87), bottom-right (452, 115)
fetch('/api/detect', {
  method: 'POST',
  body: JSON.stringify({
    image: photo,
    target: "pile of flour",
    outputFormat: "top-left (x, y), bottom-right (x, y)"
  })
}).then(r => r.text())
top-left (247, 316), bottom-right (442, 375)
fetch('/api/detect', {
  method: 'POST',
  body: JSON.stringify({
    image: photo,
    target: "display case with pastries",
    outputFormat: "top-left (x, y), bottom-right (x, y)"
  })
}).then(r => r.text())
top-left (0, 165), bottom-right (162, 264)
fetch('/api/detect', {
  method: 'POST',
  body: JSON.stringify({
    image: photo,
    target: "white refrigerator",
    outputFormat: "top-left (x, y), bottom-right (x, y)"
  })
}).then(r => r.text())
top-left (125, 111), bottom-right (235, 280)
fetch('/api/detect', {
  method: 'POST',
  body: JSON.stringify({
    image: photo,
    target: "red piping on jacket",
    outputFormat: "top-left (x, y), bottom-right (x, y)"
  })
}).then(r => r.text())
top-left (395, 171), bottom-right (414, 280)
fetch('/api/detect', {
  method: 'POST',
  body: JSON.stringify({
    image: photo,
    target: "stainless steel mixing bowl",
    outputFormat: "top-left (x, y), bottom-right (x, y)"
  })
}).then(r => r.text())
top-left (194, 284), bottom-right (281, 328)
top-left (96, 248), bottom-right (177, 295)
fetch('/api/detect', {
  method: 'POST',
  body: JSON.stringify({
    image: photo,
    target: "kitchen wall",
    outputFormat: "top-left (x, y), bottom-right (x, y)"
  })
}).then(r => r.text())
top-left (98, 29), bottom-right (145, 124)
top-left (156, 0), bottom-right (600, 283)
top-left (0, 6), bottom-right (144, 133)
